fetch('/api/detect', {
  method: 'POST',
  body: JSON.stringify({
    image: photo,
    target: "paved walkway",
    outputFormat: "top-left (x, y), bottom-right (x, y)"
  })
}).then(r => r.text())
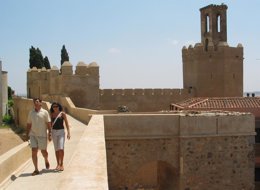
top-left (3, 115), bottom-right (87, 190)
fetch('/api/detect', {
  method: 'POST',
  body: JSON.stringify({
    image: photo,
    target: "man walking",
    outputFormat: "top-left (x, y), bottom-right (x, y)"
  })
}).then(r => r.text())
top-left (26, 98), bottom-right (52, 176)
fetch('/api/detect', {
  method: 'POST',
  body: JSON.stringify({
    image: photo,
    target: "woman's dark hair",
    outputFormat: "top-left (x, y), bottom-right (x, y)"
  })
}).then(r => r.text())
top-left (50, 102), bottom-right (63, 113)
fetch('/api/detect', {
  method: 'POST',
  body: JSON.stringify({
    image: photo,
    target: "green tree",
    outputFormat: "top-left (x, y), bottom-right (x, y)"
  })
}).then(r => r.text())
top-left (29, 46), bottom-right (36, 68)
top-left (29, 46), bottom-right (44, 69)
top-left (61, 45), bottom-right (69, 66)
top-left (8, 86), bottom-right (13, 99)
top-left (35, 48), bottom-right (44, 68)
top-left (43, 56), bottom-right (51, 69)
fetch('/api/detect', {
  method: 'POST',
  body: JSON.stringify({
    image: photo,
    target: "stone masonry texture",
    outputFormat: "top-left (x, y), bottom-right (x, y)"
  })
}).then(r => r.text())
top-left (180, 136), bottom-right (255, 190)
top-left (106, 138), bottom-right (179, 190)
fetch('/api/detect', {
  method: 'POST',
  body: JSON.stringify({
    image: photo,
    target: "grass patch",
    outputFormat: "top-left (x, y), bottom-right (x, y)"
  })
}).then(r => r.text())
top-left (0, 124), bottom-right (11, 129)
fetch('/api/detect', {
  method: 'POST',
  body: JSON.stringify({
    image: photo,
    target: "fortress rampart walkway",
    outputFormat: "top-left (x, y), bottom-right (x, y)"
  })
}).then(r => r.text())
top-left (1, 115), bottom-right (109, 190)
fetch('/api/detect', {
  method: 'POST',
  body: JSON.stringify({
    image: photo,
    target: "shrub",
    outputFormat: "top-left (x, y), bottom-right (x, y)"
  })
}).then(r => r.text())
top-left (8, 99), bottom-right (14, 107)
top-left (3, 114), bottom-right (13, 124)
top-left (117, 105), bottom-right (129, 112)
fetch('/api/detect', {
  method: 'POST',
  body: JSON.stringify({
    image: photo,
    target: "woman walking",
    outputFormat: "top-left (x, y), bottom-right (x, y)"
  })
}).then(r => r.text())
top-left (50, 102), bottom-right (71, 171)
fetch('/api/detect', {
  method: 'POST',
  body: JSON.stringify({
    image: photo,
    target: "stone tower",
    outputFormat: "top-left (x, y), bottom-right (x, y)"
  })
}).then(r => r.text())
top-left (27, 61), bottom-right (100, 109)
top-left (182, 4), bottom-right (243, 97)
top-left (200, 4), bottom-right (227, 49)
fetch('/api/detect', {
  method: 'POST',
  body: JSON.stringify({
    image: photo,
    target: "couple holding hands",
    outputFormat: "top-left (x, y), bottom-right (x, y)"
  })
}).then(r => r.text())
top-left (26, 98), bottom-right (71, 176)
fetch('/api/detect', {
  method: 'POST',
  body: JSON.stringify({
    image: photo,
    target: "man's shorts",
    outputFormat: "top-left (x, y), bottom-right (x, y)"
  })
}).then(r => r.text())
top-left (30, 135), bottom-right (47, 150)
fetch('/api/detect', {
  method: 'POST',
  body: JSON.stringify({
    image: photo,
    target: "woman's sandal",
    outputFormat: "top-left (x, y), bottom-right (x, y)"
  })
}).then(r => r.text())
top-left (32, 170), bottom-right (40, 176)
top-left (59, 166), bottom-right (64, 171)
top-left (55, 165), bottom-right (60, 171)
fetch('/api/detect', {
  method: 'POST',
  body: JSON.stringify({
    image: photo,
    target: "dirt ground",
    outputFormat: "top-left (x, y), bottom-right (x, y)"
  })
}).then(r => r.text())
top-left (0, 128), bottom-right (25, 156)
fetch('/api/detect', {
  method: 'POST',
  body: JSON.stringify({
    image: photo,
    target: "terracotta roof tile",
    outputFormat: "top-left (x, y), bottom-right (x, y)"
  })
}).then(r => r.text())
top-left (171, 97), bottom-right (260, 109)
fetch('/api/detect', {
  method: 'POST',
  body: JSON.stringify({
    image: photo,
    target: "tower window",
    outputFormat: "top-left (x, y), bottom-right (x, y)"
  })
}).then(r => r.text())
top-left (217, 14), bottom-right (221, 32)
top-left (206, 15), bottom-right (210, 32)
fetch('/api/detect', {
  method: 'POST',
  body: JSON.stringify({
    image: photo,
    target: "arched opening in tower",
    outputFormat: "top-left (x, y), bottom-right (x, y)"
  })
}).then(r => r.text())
top-left (217, 14), bottom-right (221, 32)
top-left (206, 14), bottom-right (210, 33)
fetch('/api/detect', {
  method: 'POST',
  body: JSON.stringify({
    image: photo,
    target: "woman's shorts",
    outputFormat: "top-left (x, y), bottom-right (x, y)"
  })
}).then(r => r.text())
top-left (52, 129), bottom-right (65, 151)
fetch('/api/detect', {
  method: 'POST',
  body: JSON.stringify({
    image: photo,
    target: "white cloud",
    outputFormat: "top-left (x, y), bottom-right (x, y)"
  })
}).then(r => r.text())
top-left (108, 48), bottom-right (121, 54)
top-left (167, 39), bottom-right (179, 46)
top-left (170, 39), bottom-right (179, 46)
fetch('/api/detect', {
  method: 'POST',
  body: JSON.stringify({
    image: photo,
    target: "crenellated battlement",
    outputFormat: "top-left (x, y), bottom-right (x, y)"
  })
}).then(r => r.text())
top-left (182, 42), bottom-right (243, 53)
top-left (99, 88), bottom-right (194, 111)
top-left (182, 42), bottom-right (243, 64)
top-left (200, 3), bottom-right (228, 11)
top-left (100, 88), bottom-right (190, 96)
top-left (27, 61), bottom-right (99, 77)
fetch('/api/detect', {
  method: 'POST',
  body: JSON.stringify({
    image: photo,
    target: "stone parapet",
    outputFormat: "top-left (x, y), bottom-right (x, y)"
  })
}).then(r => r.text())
top-left (0, 142), bottom-right (31, 185)
top-left (104, 114), bottom-right (180, 139)
top-left (104, 111), bottom-right (255, 139)
top-left (104, 111), bottom-right (255, 189)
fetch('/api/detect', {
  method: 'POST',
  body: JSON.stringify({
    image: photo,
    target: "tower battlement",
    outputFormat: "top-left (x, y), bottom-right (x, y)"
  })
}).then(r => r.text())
top-left (27, 61), bottom-right (100, 109)
top-left (182, 42), bottom-right (243, 56)
top-left (200, 3), bottom-right (228, 11)
top-left (100, 88), bottom-right (190, 96)
top-left (27, 61), bottom-right (99, 77)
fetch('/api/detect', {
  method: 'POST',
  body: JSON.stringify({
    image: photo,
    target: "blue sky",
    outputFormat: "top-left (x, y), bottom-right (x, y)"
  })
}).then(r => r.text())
top-left (1, 0), bottom-right (260, 95)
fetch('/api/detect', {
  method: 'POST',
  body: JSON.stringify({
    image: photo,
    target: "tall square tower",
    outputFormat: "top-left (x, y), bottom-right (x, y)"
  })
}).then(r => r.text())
top-left (182, 4), bottom-right (243, 97)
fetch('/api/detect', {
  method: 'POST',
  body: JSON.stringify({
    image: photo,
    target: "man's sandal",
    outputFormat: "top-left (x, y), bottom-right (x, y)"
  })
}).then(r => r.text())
top-left (32, 170), bottom-right (40, 176)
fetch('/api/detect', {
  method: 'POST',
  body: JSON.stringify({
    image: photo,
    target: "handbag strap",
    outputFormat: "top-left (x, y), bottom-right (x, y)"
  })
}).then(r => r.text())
top-left (52, 112), bottom-right (62, 127)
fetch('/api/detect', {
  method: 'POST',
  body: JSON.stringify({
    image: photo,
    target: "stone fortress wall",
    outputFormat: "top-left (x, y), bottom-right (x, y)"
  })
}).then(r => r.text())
top-left (27, 61), bottom-right (100, 110)
top-left (28, 42), bottom-right (243, 111)
top-left (100, 88), bottom-right (193, 111)
top-left (10, 97), bottom-right (256, 190)
top-left (27, 3), bottom-right (244, 112)
top-left (104, 112), bottom-right (255, 190)
top-left (27, 62), bottom-right (195, 112)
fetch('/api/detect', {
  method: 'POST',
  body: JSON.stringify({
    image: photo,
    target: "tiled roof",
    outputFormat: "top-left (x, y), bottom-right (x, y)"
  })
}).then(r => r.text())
top-left (175, 97), bottom-right (206, 107)
top-left (171, 97), bottom-right (260, 109)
